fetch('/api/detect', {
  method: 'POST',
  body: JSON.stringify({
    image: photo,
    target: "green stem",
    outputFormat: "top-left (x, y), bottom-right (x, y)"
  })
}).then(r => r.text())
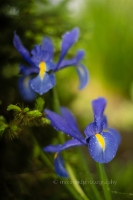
top-left (52, 86), bottom-right (60, 114)
top-left (31, 133), bottom-right (53, 168)
top-left (64, 183), bottom-right (84, 200)
top-left (96, 163), bottom-right (112, 200)
top-left (78, 148), bottom-right (103, 200)
top-left (52, 87), bottom-right (65, 144)
top-left (66, 163), bottom-right (90, 200)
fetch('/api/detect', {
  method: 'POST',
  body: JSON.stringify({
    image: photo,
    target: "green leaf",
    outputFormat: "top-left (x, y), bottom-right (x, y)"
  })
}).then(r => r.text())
top-left (0, 123), bottom-right (8, 135)
top-left (41, 117), bottom-right (50, 125)
top-left (26, 110), bottom-right (42, 117)
top-left (35, 97), bottom-right (45, 112)
top-left (7, 104), bottom-right (22, 112)
top-left (23, 107), bottom-right (30, 113)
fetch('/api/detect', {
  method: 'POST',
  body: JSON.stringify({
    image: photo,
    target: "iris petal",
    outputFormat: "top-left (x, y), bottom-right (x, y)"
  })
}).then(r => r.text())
top-left (92, 98), bottom-right (107, 119)
top-left (20, 64), bottom-right (39, 75)
top-left (44, 109), bottom-right (86, 144)
top-left (30, 73), bottom-right (55, 95)
top-left (46, 61), bottom-right (56, 71)
top-left (55, 50), bottom-right (85, 71)
top-left (56, 27), bottom-right (79, 69)
top-left (13, 33), bottom-right (36, 67)
top-left (88, 132), bottom-right (118, 163)
top-left (76, 63), bottom-right (89, 89)
top-left (42, 37), bottom-right (54, 58)
top-left (41, 50), bottom-right (53, 62)
top-left (18, 76), bottom-right (36, 101)
top-left (31, 47), bottom-right (52, 65)
top-left (60, 107), bottom-right (84, 140)
top-left (54, 153), bottom-right (68, 178)
top-left (54, 50), bottom-right (88, 89)
top-left (31, 45), bottom-right (41, 66)
top-left (102, 115), bottom-right (108, 129)
top-left (43, 139), bottom-right (85, 153)
top-left (108, 128), bottom-right (121, 145)
top-left (84, 122), bottom-right (96, 140)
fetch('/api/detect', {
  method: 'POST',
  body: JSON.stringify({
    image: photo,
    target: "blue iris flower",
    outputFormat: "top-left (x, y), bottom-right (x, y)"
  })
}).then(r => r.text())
top-left (43, 97), bottom-right (121, 177)
top-left (13, 28), bottom-right (89, 101)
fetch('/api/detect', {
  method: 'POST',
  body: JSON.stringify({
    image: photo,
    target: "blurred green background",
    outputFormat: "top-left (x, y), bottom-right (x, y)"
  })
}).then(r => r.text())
top-left (0, 0), bottom-right (133, 199)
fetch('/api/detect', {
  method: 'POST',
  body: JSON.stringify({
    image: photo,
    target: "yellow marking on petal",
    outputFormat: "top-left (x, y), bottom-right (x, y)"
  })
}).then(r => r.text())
top-left (95, 133), bottom-right (105, 150)
top-left (39, 61), bottom-right (46, 79)
top-left (54, 152), bottom-right (58, 159)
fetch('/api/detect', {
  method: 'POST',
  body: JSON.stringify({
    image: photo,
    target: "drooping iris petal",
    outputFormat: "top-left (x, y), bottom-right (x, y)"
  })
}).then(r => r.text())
top-left (76, 63), bottom-right (89, 89)
top-left (18, 76), bottom-right (36, 101)
top-left (88, 132), bottom-right (118, 163)
top-left (44, 109), bottom-right (86, 143)
top-left (30, 73), bottom-right (55, 95)
top-left (92, 98), bottom-right (107, 119)
top-left (55, 27), bottom-right (79, 69)
top-left (20, 64), bottom-right (39, 75)
top-left (84, 122), bottom-right (96, 140)
top-left (108, 128), bottom-right (121, 145)
top-left (54, 153), bottom-right (68, 178)
top-left (45, 61), bottom-right (56, 71)
top-left (54, 50), bottom-right (88, 89)
top-left (55, 50), bottom-right (85, 71)
top-left (13, 33), bottom-right (36, 67)
top-left (43, 139), bottom-right (85, 153)
top-left (60, 107), bottom-right (84, 140)
top-left (42, 37), bottom-right (54, 58)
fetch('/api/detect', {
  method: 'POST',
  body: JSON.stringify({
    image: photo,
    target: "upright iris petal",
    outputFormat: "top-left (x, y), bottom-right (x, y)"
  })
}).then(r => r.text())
top-left (55, 27), bottom-right (79, 68)
top-left (92, 98), bottom-right (107, 119)
top-left (13, 33), bottom-right (35, 67)
top-left (42, 37), bottom-right (54, 57)
top-left (84, 122), bottom-right (96, 139)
